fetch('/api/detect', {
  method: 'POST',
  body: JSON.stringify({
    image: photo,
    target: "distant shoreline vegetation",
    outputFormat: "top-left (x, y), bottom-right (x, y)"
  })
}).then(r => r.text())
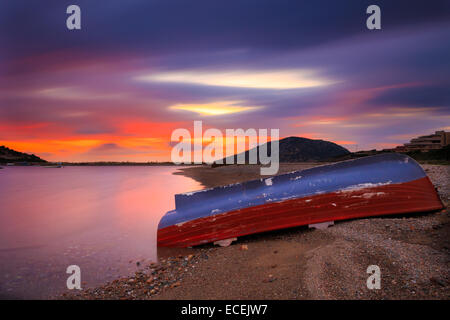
top-left (0, 145), bottom-right (46, 164)
top-left (57, 162), bottom-right (195, 166)
top-left (1, 143), bottom-right (449, 167)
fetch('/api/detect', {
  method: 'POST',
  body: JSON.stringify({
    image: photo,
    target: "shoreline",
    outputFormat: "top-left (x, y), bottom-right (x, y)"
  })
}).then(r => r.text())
top-left (62, 163), bottom-right (450, 300)
top-left (173, 163), bottom-right (326, 189)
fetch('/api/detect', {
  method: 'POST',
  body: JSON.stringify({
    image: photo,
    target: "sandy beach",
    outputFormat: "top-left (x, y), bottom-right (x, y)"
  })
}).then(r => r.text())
top-left (63, 162), bottom-right (450, 300)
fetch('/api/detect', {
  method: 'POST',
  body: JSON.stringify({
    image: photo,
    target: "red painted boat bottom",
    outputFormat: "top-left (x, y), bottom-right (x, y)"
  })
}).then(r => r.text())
top-left (157, 177), bottom-right (444, 247)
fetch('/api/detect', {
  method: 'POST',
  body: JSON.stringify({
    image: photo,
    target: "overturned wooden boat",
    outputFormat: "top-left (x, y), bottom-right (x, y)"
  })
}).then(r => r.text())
top-left (157, 153), bottom-right (443, 247)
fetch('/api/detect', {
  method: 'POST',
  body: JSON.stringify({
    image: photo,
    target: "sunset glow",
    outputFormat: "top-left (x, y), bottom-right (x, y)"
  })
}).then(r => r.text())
top-left (1, 1), bottom-right (449, 162)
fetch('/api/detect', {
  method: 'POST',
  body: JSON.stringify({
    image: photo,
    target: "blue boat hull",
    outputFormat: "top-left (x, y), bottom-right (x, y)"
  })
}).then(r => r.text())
top-left (158, 153), bottom-right (443, 247)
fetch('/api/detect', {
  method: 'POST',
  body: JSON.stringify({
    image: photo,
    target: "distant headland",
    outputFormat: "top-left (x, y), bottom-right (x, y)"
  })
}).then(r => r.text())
top-left (0, 146), bottom-right (47, 164)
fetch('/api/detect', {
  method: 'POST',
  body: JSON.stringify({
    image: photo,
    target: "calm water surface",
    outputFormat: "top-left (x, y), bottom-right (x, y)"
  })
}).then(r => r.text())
top-left (0, 166), bottom-right (201, 299)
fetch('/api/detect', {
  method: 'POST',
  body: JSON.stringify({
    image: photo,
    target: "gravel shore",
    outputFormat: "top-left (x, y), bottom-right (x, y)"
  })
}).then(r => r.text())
top-left (62, 163), bottom-right (449, 300)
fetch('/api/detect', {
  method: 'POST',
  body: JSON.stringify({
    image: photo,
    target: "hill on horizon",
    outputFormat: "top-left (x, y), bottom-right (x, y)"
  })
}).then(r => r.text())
top-left (216, 136), bottom-right (351, 164)
top-left (0, 146), bottom-right (47, 164)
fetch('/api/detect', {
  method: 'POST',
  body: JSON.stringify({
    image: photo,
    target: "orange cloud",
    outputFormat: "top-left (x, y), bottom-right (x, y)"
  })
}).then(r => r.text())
top-left (0, 120), bottom-right (187, 162)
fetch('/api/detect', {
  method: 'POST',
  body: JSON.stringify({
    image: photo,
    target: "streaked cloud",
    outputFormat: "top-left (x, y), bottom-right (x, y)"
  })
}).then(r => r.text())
top-left (136, 69), bottom-right (335, 89)
top-left (36, 87), bottom-right (127, 101)
top-left (169, 100), bottom-right (261, 116)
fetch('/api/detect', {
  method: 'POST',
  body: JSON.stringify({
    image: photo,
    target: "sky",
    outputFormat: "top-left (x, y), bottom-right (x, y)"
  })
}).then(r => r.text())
top-left (1, 0), bottom-right (449, 162)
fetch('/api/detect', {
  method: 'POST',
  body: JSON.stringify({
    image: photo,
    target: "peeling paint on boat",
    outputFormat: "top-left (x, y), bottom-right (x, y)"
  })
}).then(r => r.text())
top-left (352, 192), bottom-right (386, 199)
top-left (338, 181), bottom-right (392, 193)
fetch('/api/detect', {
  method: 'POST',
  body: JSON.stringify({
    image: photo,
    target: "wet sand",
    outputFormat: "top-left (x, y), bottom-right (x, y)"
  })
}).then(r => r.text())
top-left (173, 163), bottom-right (323, 188)
top-left (63, 163), bottom-right (450, 300)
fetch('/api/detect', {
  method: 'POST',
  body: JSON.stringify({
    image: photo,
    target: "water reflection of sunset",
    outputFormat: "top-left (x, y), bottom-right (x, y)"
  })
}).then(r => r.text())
top-left (0, 166), bottom-right (201, 298)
